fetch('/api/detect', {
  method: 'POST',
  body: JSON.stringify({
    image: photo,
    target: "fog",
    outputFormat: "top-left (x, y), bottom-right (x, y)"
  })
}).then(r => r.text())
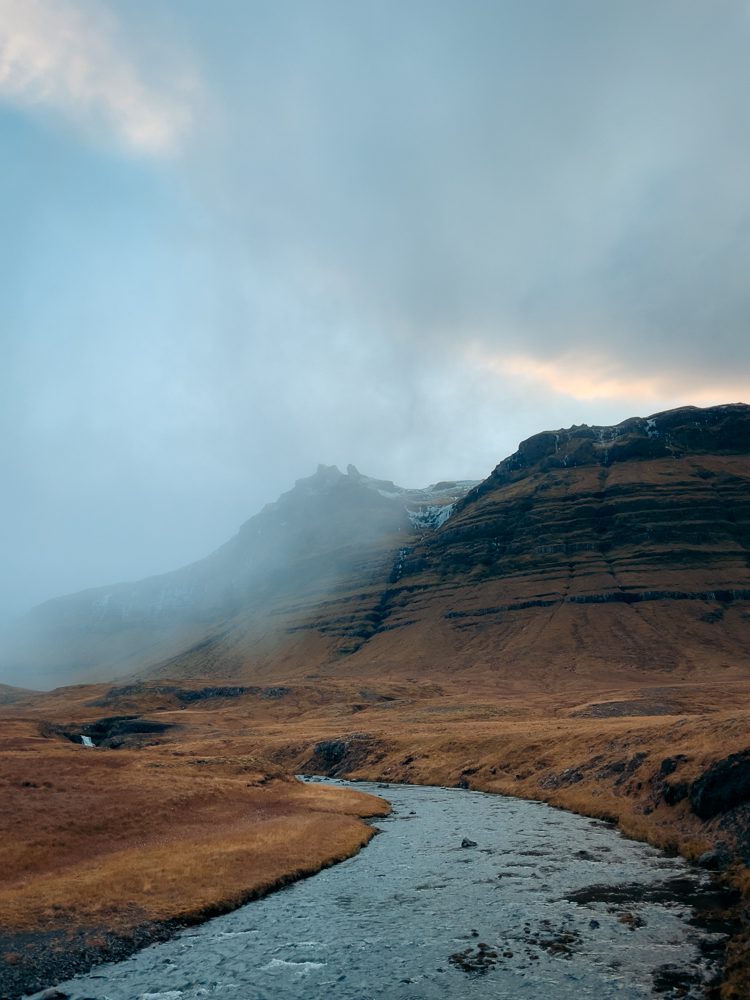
top-left (2, 0), bottom-right (749, 620)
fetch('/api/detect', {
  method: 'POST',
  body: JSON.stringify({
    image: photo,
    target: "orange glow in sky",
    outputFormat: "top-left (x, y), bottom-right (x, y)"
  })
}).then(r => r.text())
top-left (472, 348), bottom-right (750, 407)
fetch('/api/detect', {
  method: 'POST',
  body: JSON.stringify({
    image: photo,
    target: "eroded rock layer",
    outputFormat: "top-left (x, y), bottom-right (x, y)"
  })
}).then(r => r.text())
top-left (317, 404), bottom-right (750, 686)
top-left (2, 403), bottom-right (749, 689)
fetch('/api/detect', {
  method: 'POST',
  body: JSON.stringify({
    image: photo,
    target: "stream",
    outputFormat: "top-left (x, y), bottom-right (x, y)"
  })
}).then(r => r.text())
top-left (50, 778), bottom-right (729, 999)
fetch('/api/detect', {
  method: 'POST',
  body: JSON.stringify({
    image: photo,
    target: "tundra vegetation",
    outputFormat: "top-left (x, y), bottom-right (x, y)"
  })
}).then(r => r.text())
top-left (1, 672), bottom-right (749, 998)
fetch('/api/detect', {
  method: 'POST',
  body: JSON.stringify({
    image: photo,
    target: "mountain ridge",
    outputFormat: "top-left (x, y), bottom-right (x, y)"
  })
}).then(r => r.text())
top-left (3, 402), bottom-right (749, 690)
top-left (0, 465), bottom-right (477, 687)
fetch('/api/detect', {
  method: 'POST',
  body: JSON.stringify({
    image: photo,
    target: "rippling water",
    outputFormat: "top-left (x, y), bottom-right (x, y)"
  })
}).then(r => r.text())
top-left (53, 779), bottom-right (723, 999)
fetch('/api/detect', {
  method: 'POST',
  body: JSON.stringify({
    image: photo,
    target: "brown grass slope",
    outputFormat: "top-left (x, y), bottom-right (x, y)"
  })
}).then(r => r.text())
top-left (3, 671), bottom-right (750, 996)
top-left (141, 403), bottom-right (750, 688)
top-left (0, 699), bottom-right (387, 997)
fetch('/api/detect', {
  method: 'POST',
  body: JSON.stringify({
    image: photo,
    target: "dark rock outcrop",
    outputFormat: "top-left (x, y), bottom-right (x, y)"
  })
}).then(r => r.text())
top-left (690, 751), bottom-right (750, 820)
top-left (303, 734), bottom-right (386, 777)
top-left (44, 716), bottom-right (176, 749)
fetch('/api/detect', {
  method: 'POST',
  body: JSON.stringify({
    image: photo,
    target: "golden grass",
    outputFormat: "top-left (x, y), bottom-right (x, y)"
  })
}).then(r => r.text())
top-left (2, 811), bottom-right (376, 930)
top-left (2, 671), bottom-right (749, 994)
top-left (0, 718), bottom-right (387, 940)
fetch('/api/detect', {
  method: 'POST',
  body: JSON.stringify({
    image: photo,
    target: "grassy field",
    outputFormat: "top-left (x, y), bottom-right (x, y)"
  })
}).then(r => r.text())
top-left (0, 711), bottom-right (387, 995)
top-left (1, 673), bottom-right (749, 997)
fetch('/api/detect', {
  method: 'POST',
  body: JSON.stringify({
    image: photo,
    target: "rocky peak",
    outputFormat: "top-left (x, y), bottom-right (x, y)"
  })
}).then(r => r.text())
top-left (294, 464), bottom-right (345, 492)
top-left (272, 464), bottom-right (479, 515)
top-left (486, 403), bottom-right (750, 487)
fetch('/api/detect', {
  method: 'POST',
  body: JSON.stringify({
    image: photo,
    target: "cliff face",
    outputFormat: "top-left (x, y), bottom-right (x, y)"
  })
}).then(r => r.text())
top-left (330, 404), bottom-right (750, 687)
top-left (403, 403), bottom-right (750, 593)
top-left (483, 403), bottom-right (750, 482)
top-left (3, 403), bottom-right (750, 690)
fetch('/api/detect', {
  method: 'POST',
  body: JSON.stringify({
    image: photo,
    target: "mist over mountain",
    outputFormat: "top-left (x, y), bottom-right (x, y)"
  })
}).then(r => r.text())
top-left (5, 0), bottom-right (750, 632)
top-left (0, 466), bottom-right (475, 688)
top-left (2, 403), bottom-right (748, 692)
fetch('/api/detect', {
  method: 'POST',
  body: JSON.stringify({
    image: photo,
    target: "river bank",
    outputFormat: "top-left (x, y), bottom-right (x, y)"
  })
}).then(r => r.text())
top-left (2, 676), bottom-right (749, 996)
top-left (46, 781), bottom-right (739, 1000)
top-left (285, 712), bottom-right (750, 998)
top-left (0, 718), bottom-right (387, 998)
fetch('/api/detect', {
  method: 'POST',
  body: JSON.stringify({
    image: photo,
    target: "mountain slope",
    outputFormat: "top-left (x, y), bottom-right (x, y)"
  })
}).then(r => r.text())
top-left (322, 403), bottom-right (750, 688)
top-left (0, 467), bottom-right (475, 687)
top-left (142, 403), bottom-right (750, 690)
top-left (3, 403), bottom-right (749, 691)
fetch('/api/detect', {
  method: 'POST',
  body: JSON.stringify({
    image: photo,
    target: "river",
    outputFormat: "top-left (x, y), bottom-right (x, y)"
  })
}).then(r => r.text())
top-left (50, 778), bottom-right (727, 999)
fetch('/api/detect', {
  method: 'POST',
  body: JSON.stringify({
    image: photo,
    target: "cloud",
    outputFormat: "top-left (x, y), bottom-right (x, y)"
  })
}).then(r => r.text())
top-left (190, 0), bottom-right (750, 400)
top-left (3, 0), bottom-right (750, 620)
top-left (0, 0), bottom-right (193, 154)
top-left (472, 347), bottom-right (750, 408)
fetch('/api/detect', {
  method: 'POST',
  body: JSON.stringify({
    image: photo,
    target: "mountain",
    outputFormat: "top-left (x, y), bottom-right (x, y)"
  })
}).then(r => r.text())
top-left (0, 466), bottom-right (477, 687)
top-left (137, 401), bottom-right (750, 690)
top-left (3, 402), bottom-right (750, 691)
top-left (338, 402), bottom-right (750, 688)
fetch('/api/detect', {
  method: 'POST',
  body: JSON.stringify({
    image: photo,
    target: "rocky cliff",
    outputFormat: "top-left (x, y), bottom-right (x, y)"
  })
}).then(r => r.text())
top-left (3, 403), bottom-right (749, 690)
top-left (326, 403), bottom-right (750, 687)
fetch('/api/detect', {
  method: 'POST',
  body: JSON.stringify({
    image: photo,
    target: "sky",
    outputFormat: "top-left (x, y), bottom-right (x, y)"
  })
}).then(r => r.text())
top-left (2, 0), bottom-right (750, 617)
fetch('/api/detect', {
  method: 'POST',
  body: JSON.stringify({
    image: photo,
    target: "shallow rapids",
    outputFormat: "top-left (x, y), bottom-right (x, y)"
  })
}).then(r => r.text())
top-left (52, 779), bottom-right (727, 999)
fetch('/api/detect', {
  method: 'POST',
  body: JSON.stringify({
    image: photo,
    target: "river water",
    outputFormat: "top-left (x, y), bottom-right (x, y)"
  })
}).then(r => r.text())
top-left (52, 779), bottom-right (726, 999)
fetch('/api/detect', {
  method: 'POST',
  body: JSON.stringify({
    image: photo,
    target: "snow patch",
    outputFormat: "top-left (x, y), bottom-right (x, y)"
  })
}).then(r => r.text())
top-left (408, 503), bottom-right (454, 531)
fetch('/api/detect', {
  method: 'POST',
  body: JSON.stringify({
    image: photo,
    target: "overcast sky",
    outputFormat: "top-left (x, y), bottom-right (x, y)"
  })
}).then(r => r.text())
top-left (2, 0), bottom-right (749, 617)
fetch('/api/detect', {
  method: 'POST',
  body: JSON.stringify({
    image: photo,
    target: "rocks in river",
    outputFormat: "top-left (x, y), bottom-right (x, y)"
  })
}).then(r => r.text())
top-left (573, 849), bottom-right (598, 861)
top-left (652, 963), bottom-right (703, 994)
top-left (449, 941), bottom-right (499, 973)
top-left (537, 930), bottom-right (582, 956)
top-left (451, 917), bottom-right (585, 975)
top-left (461, 837), bottom-right (477, 848)
top-left (508, 917), bottom-right (585, 963)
